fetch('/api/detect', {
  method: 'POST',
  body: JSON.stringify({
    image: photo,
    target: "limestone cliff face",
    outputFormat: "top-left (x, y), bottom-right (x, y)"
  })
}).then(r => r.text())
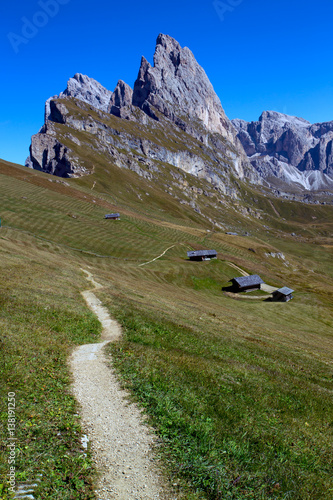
top-left (130, 34), bottom-right (252, 180)
top-left (25, 33), bottom-right (255, 193)
top-left (132, 34), bottom-right (235, 142)
top-left (232, 111), bottom-right (333, 191)
top-left (25, 35), bottom-right (333, 196)
top-left (108, 80), bottom-right (133, 117)
top-left (60, 73), bottom-right (113, 112)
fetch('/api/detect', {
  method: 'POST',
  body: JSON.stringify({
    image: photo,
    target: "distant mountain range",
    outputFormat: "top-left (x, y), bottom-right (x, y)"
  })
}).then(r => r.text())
top-left (25, 34), bottom-right (333, 200)
top-left (232, 111), bottom-right (333, 192)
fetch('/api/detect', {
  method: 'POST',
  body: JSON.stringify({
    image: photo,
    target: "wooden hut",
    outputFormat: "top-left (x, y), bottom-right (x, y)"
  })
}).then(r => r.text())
top-left (272, 287), bottom-right (294, 302)
top-left (229, 274), bottom-right (264, 292)
top-left (104, 213), bottom-right (120, 220)
top-left (187, 250), bottom-right (217, 261)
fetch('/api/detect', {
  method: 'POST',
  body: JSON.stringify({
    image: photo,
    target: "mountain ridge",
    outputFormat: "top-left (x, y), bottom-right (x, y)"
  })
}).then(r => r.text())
top-left (25, 34), bottom-right (258, 200)
top-left (25, 33), bottom-right (333, 202)
top-left (232, 110), bottom-right (333, 192)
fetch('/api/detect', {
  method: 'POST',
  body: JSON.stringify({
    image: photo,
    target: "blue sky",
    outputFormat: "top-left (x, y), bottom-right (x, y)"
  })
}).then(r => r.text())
top-left (1, 0), bottom-right (333, 165)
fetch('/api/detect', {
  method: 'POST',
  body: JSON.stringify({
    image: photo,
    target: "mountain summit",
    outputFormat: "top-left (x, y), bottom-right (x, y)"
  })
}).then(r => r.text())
top-left (132, 34), bottom-right (235, 142)
top-left (232, 111), bottom-right (333, 191)
top-left (25, 34), bottom-right (333, 198)
top-left (25, 33), bottom-right (254, 191)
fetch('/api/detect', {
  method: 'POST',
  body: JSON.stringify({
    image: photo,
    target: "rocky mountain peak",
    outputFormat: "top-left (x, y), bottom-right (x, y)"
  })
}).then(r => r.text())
top-left (154, 33), bottom-right (183, 71)
top-left (24, 34), bottom-right (259, 188)
top-left (132, 34), bottom-right (235, 142)
top-left (259, 110), bottom-right (310, 127)
top-left (232, 111), bottom-right (333, 191)
top-left (27, 33), bottom-right (333, 196)
top-left (132, 57), bottom-right (154, 108)
top-left (59, 73), bottom-right (113, 113)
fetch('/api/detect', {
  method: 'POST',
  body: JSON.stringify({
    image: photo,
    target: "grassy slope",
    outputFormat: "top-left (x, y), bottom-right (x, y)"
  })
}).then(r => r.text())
top-left (0, 158), bottom-right (332, 499)
top-left (0, 238), bottom-right (101, 498)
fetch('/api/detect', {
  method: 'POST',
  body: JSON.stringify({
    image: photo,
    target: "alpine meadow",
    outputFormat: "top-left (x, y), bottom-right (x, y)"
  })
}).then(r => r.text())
top-left (1, 33), bottom-right (333, 500)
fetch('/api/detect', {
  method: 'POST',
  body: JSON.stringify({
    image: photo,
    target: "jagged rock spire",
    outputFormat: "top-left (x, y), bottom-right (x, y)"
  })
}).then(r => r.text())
top-left (108, 80), bottom-right (133, 117)
top-left (132, 33), bottom-right (235, 142)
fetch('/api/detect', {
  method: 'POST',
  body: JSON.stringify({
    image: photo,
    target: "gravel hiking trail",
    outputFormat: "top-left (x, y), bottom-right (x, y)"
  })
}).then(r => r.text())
top-left (70, 269), bottom-right (175, 500)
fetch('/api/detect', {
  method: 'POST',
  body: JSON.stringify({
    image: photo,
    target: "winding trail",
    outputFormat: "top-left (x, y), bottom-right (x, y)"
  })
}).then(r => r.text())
top-left (138, 245), bottom-right (176, 267)
top-left (138, 242), bottom-right (192, 267)
top-left (70, 270), bottom-right (173, 499)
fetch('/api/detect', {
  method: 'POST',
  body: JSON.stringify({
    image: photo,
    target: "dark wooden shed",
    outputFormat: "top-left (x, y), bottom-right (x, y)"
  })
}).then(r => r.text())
top-left (229, 274), bottom-right (264, 292)
top-left (104, 213), bottom-right (120, 220)
top-left (187, 250), bottom-right (217, 261)
top-left (272, 287), bottom-right (294, 302)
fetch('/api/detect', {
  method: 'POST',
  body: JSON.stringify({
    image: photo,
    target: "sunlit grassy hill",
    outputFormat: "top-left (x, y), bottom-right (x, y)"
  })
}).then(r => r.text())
top-left (1, 157), bottom-right (333, 499)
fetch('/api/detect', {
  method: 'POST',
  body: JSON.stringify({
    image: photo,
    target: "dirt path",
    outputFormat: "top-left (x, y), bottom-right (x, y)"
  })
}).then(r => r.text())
top-left (138, 245), bottom-right (176, 267)
top-left (224, 291), bottom-right (272, 300)
top-left (226, 262), bottom-right (249, 277)
top-left (138, 242), bottom-right (191, 267)
top-left (268, 200), bottom-right (280, 218)
top-left (261, 283), bottom-right (278, 293)
top-left (70, 270), bottom-right (173, 499)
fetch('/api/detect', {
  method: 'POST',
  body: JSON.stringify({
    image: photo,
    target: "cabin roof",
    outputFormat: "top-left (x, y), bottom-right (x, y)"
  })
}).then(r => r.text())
top-left (275, 287), bottom-right (294, 296)
top-left (105, 213), bottom-right (120, 217)
top-left (187, 249), bottom-right (217, 257)
top-left (231, 274), bottom-right (264, 287)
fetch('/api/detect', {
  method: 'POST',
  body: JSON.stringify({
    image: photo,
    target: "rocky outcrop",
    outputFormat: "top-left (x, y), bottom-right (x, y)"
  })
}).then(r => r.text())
top-left (60, 73), bottom-right (113, 113)
top-left (132, 34), bottom-right (236, 143)
top-left (44, 73), bottom-right (113, 122)
top-left (25, 33), bottom-right (255, 187)
top-left (25, 35), bottom-right (333, 195)
top-left (26, 125), bottom-right (86, 177)
top-left (108, 80), bottom-right (134, 118)
top-left (232, 111), bottom-right (333, 191)
top-left (131, 34), bottom-right (252, 179)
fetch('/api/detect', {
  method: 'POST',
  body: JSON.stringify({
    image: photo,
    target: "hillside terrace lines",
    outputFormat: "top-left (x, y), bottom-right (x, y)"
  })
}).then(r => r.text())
top-left (0, 173), bottom-right (114, 219)
top-left (0, 223), bottom-right (195, 264)
top-left (2, 159), bottom-right (320, 281)
top-left (1, 161), bottom-right (223, 237)
top-left (0, 162), bottom-right (118, 211)
top-left (1, 206), bottom-right (290, 281)
top-left (0, 227), bottom-right (122, 259)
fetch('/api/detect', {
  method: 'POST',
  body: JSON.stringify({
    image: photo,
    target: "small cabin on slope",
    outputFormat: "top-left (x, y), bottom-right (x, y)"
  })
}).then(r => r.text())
top-left (104, 213), bottom-right (120, 220)
top-left (187, 250), bottom-right (217, 261)
top-left (229, 274), bottom-right (264, 292)
top-left (272, 287), bottom-right (294, 302)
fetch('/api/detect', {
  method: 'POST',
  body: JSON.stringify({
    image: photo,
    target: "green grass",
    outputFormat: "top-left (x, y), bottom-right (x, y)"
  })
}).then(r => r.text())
top-left (0, 154), bottom-right (333, 499)
top-left (106, 296), bottom-right (333, 500)
top-left (0, 242), bottom-right (101, 499)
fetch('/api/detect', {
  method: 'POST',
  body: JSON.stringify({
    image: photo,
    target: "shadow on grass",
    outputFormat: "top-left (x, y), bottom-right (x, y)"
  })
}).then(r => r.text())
top-left (222, 285), bottom-right (237, 292)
